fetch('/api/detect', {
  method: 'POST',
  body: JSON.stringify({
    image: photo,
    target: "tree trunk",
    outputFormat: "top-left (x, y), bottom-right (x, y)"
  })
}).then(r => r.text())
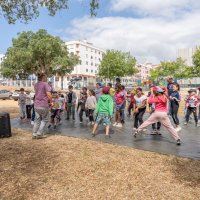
top-left (61, 76), bottom-right (64, 90)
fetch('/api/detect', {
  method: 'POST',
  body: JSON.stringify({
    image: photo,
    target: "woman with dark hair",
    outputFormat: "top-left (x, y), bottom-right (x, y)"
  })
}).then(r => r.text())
top-left (134, 86), bottom-right (181, 145)
top-left (169, 83), bottom-right (181, 132)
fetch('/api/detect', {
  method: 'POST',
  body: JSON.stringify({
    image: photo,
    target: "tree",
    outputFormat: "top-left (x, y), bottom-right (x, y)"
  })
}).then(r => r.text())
top-left (150, 58), bottom-right (192, 81)
top-left (192, 47), bottom-right (200, 76)
top-left (98, 50), bottom-right (137, 80)
top-left (0, 0), bottom-right (99, 24)
top-left (1, 29), bottom-right (79, 88)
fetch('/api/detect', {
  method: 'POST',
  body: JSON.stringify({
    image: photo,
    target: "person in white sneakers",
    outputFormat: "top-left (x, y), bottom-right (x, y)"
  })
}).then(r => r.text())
top-left (85, 89), bottom-right (96, 125)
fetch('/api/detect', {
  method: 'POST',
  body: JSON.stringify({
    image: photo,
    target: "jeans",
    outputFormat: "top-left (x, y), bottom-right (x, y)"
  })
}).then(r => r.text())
top-left (128, 104), bottom-right (133, 115)
top-left (32, 107), bottom-right (49, 136)
top-left (170, 101), bottom-right (179, 125)
top-left (79, 109), bottom-right (88, 122)
top-left (19, 104), bottom-right (26, 119)
top-left (185, 107), bottom-right (198, 124)
top-left (66, 103), bottom-right (75, 119)
top-left (134, 107), bottom-right (146, 128)
top-left (31, 105), bottom-right (35, 121)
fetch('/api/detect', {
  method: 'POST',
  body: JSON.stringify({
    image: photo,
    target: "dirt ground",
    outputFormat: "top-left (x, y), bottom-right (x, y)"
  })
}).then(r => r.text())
top-left (0, 128), bottom-right (199, 200)
top-left (0, 86), bottom-right (200, 199)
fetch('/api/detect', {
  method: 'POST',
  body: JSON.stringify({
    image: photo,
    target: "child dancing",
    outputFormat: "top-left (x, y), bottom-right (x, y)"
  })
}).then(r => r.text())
top-left (134, 86), bottom-right (181, 145)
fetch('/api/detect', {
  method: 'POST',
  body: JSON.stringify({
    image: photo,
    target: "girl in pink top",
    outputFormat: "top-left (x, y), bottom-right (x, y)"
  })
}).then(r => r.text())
top-left (113, 85), bottom-right (125, 128)
top-left (134, 86), bottom-right (181, 145)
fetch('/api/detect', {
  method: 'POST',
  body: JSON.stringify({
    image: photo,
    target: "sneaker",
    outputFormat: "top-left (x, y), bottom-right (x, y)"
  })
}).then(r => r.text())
top-left (184, 122), bottom-right (188, 125)
top-left (36, 135), bottom-right (47, 139)
top-left (133, 130), bottom-right (138, 138)
top-left (31, 121), bottom-right (34, 125)
top-left (65, 117), bottom-right (69, 120)
top-left (92, 133), bottom-right (95, 137)
top-left (197, 123), bottom-right (200, 127)
top-left (80, 121), bottom-right (83, 124)
top-left (72, 118), bottom-right (75, 121)
top-left (176, 139), bottom-right (181, 145)
top-left (113, 122), bottom-right (117, 126)
top-left (48, 125), bottom-right (51, 129)
top-left (151, 130), bottom-right (157, 135)
top-left (133, 127), bottom-right (137, 131)
top-left (142, 129), bottom-right (147, 132)
top-left (32, 136), bottom-right (37, 139)
top-left (115, 123), bottom-right (123, 128)
top-left (175, 126), bottom-right (182, 132)
top-left (91, 122), bottom-right (94, 125)
top-left (88, 122), bottom-right (91, 126)
top-left (105, 135), bottom-right (111, 139)
top-left (156, 130), bottom-right (162, 135)
top-left (53, 125), bottom-right (57, 130)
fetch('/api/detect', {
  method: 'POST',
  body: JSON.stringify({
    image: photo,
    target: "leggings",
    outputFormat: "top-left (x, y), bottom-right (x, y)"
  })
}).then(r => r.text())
top-left (170, 101), bottom-right (179, 125)
top-left (185, 107), bottom-right (198, 124)
top-left (134, 107), bottom-right (146, 128)
top-left (137, 111), bottom-right (180, 141)
top-left (26, 105), bottom-right (32, 119)
top-left (88, 109), bottom-right (94, 122)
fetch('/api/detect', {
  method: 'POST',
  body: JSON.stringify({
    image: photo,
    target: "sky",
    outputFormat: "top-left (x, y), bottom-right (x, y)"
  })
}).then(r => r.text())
top-left (1, 0), bottom-right (200, 63)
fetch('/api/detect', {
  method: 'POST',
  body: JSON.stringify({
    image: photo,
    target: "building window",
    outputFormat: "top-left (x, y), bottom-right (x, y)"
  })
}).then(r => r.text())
top-left (91, 70), bottom-right (93, 73)
top-left (86, 69), bottom-right (88, 72)
top-left (86, 61), bottom-right (88, 65)
top-left (79, 60), bottom-right (82, 65)
top-left (76, 44), bottom-right (79, 48)
top-left (91, 49), bottom-right (93, 52)
top-left (86, 54), bottom-right (88, 58)
top-left (91, 56), bottom-right (93, 59)
top-left (91, 62), bottom-right (93, 66)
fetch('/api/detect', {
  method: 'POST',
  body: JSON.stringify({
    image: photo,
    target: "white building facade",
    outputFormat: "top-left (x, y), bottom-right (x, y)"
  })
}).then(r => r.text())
top-left (177, 47), bottom-right (197, 66)
top-left (53, 40), bottom-right (105, 89)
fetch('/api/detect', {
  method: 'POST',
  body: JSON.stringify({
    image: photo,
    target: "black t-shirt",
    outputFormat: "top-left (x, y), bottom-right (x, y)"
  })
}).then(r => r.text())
top-left (67, 92), bottom-right (73, 103)
top-left (167, 82), bottom-right (174, 96)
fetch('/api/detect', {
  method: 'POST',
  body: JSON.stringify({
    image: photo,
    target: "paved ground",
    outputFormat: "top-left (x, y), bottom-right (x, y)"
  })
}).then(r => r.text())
top-left (11, 114), bottom-right (200, 160)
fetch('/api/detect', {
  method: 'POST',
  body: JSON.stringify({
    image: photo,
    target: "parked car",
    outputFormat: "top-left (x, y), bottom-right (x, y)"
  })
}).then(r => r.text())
top-left (0, 90), bottom-right (13, 100)
top-left (12, 90), bottom-right (35, 101)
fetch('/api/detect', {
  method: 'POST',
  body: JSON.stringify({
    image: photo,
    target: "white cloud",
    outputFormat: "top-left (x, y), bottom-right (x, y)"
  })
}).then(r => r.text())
top-left (63, 1), bottom-right (200, 63)
top-left (110, 0), bottom-right (200, 18)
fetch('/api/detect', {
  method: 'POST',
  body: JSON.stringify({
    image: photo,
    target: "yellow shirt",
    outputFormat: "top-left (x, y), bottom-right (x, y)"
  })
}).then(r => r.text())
top-left (109, 88), bottom-right (115, 97)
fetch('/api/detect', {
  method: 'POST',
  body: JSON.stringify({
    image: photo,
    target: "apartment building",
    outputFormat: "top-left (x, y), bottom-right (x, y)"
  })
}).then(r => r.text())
top-left (53, 40), bottom-right (105, 89)
top-left (177, 47), bottom-right (197, 66)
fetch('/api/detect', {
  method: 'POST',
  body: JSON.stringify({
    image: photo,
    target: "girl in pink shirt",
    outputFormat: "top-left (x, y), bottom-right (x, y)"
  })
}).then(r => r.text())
top-left (113, 85), bottom-right (125, 128)
top-left (134, 86), bottom-right (181, 145)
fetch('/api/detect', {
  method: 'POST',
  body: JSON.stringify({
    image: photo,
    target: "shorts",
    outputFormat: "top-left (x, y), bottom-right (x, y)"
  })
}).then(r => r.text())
top-left (116, 103), bottom-right (124, 111)
top-left (51, 109), bottom-right (60, 119)
top-left (95, 113), bottom-right (111, 126)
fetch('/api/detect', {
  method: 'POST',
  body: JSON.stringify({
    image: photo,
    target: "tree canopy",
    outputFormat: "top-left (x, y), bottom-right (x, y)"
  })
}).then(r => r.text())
top-left (1, 29), bottom-right (79, 79)
top-left (192, 47), bottom-right (200, 76)
top-left (0, 0), bottom-right (99, 24)
top-left (98, 50), bottom-right (137, 80)
top-left (150, 58), bottom-right (193, 80)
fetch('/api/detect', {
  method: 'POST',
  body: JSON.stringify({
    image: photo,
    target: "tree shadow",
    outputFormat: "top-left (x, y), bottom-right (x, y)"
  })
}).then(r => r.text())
top-left (168, 157), bottom-right (200, 188)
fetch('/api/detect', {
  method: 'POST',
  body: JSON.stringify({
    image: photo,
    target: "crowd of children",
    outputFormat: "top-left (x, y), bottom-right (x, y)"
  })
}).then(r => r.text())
top-left (19, 78), bottom-right (200, 145)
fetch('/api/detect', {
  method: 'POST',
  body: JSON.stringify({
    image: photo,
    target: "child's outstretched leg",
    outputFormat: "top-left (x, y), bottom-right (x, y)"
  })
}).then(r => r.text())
top-left (92, 123), bottom-right (98, 137)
